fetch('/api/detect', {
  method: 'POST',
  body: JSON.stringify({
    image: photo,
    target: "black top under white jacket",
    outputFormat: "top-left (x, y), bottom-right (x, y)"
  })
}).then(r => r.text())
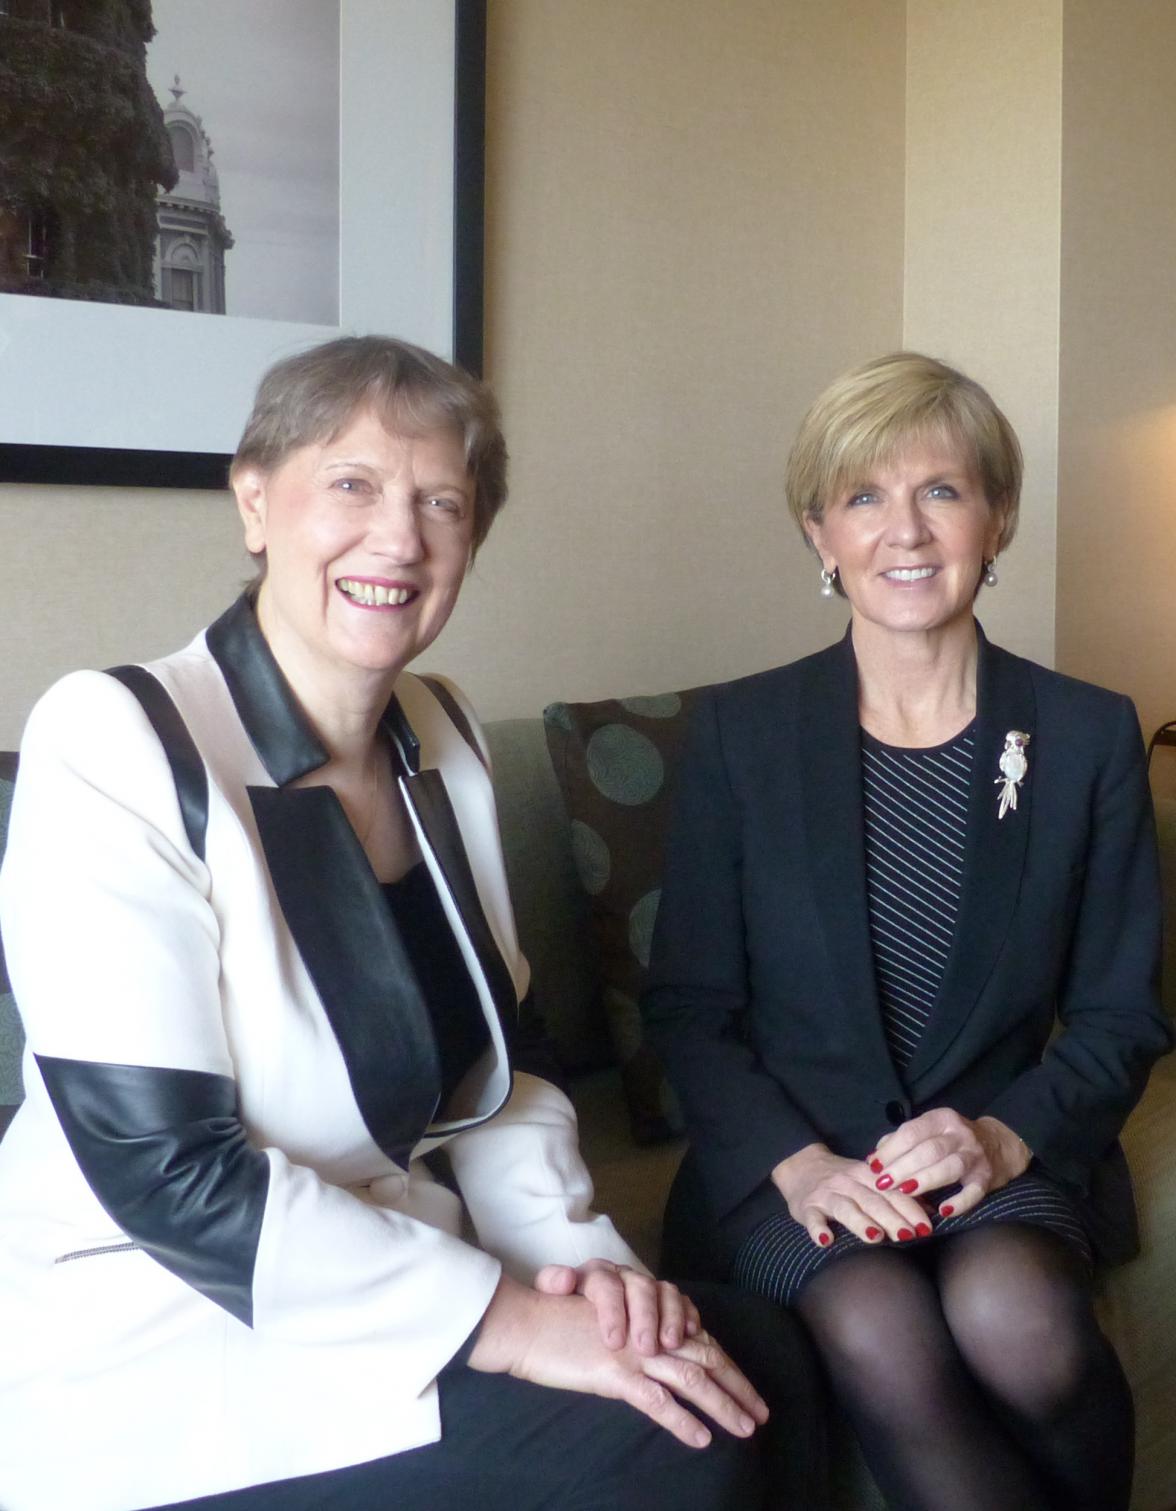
top-left (0, 596), bottom-right (639, 1511)
top-left (643, 627), bottom-right (1172, 1264)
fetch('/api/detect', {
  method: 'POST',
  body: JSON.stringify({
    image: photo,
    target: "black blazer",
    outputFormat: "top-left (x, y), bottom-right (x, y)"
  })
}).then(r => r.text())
top-left (643, 627), bottom-right (1171, 1266)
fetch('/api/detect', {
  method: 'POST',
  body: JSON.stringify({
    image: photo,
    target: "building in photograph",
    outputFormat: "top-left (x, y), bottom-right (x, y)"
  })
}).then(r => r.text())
top-left (0, 0), bottom-right (176, 304)
top-left (154, 75), bottom-right (233, 314)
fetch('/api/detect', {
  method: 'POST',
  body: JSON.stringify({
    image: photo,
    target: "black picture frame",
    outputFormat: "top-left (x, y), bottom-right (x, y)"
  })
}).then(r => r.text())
top-left (0, 0), bottom-right (486, 492)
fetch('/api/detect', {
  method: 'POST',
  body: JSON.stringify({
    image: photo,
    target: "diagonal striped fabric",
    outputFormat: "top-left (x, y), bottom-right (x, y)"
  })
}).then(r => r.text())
top-left (861, 723), bottom-right (975, 1069)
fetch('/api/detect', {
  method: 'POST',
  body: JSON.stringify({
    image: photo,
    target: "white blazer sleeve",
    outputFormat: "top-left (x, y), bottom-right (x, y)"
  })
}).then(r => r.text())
top-left (446, 1071), bottom-right (647, 1279)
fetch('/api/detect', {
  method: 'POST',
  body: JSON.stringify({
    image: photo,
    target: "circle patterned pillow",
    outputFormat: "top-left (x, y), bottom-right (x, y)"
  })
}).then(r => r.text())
top-left (544, 690), bottom-right (701, 1143)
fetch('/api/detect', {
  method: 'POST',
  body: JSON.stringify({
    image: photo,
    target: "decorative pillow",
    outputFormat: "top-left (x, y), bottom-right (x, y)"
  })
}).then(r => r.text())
top-left (543, 690), bottom-right (703, 1143)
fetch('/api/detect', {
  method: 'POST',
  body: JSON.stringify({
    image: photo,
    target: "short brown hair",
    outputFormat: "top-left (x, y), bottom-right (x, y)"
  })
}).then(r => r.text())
top-left (232, 335), bottom-right (508, 554)
top-left (786, 352), bottom-right (1022, 555)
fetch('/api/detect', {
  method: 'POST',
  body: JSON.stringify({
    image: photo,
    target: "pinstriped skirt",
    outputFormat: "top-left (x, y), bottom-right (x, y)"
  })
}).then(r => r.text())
top-left (732, 1171), bottom-right (1092, 1308)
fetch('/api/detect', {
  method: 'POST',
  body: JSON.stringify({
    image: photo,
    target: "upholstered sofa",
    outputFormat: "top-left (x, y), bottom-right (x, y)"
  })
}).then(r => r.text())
top-left (1, 726), bottom-right (1174, 1511)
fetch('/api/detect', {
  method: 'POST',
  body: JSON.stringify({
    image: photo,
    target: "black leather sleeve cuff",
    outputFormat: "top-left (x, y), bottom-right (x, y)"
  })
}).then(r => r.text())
top-left (37, 1055), bottom-right (269, 1326)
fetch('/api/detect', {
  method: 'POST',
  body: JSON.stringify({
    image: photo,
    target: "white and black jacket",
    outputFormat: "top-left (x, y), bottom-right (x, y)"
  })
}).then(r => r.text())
top-left (0, 594), bottom-right (638, 1511)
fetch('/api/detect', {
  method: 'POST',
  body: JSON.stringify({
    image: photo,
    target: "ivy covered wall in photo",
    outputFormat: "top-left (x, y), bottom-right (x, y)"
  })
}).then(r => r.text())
top-left (0, 0), bottom-right (177, 305)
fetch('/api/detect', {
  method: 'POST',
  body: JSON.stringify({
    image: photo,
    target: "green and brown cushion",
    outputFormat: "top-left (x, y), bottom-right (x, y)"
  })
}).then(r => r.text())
top-left (543, 690), bottom-right (702, 1143)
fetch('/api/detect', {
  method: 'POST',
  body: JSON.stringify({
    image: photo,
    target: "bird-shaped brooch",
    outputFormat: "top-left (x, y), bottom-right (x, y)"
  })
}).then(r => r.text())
top-left (995, 730), bottom-right (1030, 819)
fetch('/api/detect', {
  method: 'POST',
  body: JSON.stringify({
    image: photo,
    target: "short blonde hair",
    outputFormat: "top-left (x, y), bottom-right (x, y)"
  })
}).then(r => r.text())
top-left (785, 352), bottom-right (1022, 554)
top-left (232, 335), bottom-right (507, 556)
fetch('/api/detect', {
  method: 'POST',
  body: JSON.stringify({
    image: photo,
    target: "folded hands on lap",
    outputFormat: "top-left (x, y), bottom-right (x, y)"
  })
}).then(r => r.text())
top-left (468, 1272), bottom-right (767, 1449)
top-left (773, 1109), bottom-right (1031, 1248)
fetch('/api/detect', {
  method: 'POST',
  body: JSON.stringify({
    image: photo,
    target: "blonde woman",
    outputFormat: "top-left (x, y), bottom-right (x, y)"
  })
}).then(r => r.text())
top-left (645, 353), bottom-right (1170, 1511)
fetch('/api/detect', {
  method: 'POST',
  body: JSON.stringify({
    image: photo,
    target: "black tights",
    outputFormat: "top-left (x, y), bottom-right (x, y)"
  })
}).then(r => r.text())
top-left (794, 1224), bottom-right (1132, 1511)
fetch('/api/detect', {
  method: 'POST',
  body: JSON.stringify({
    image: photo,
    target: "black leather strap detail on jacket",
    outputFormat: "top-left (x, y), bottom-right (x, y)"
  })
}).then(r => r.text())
top-left (418, 676), bottom-right (487, 771)
top-left (402, 767), bottom-right (519, 1043)
top-left (380, 691), bottom-right (423, 775)
top-left (105, 665), bottom-right (209, 863)
top-left (36, 1056), bottom-right (269, 1326)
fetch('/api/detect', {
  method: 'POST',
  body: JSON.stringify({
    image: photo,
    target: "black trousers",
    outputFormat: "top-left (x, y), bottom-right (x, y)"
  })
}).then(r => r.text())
top-left (160, 1283), bottom-right (823, 1511)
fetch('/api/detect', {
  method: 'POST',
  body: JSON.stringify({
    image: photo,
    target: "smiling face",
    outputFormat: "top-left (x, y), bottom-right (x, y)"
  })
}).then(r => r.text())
top-left (232, 407), bottom-right (475, 693)
top-left (805, 435), bottom-right (1006, 641)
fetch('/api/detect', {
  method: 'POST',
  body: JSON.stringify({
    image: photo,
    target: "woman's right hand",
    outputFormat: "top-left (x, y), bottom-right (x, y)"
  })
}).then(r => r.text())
top-left (771, 1142), bottom-right (930, 1248)
top-left (467, 1274), bottom-right (767, 1449)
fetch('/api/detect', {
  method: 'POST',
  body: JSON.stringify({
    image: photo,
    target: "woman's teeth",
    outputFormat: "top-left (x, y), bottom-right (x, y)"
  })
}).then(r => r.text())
top-left (338, 579), bottom-right (412, 606)
top-left (884, 567), bottom-right (936, 582)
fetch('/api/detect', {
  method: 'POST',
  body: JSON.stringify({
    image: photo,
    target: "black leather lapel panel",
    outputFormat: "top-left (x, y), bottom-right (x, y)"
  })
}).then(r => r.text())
top-left (401, 766), bottom-right (519, 1047)
top-left (380, 691), bottom-right (422, 775)
top-left (106, 665), bottom-right (209, 862)
top-left (206, 594), bottom-right (328, 786)
top-left (36, 1055), bottom-right (268, 1326)
top-left (906, 633), bottom-right (1036, 1085)
top-left (249, 783), bottom-right (440, 1166)
top-left (799, 637), bottom-right (901, 1084)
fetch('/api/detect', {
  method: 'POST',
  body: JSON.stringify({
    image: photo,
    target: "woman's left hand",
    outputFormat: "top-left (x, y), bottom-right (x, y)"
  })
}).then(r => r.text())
top-left (868, 1109), bottom-right (1032, 1220)
top-left (533, 1261), bottom-right (701, 1356)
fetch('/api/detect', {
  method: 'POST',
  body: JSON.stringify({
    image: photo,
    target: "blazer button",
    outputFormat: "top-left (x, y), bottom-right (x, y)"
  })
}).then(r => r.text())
top-left (885, 1099), bottom-right (906, 1126)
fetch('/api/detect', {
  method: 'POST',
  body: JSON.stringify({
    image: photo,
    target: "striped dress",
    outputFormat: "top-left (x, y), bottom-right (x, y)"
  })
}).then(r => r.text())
top-left (733, 722), bottom-right (1089, 1307)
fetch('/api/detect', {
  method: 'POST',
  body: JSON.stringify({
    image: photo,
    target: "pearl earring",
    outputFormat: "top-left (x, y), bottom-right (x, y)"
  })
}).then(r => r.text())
top-left (983, 559), bottom-right (999, 588)
top-left (820, 567), bottom-right (837, 599)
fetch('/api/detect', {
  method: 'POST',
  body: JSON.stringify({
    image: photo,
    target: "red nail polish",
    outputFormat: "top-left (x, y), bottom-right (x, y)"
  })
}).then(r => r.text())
top-left (897, 1228), bottom-right (914, 1242)
top-left (899, 1179), bottom-right (918, 1194)
top-left (940, 1204), bottom-right (955, 1217)
top-left (915, 1223), bottom-right (931, 1238)
top-left (819, 1232), bottom-right (832, 1246)
top-left (865, 1226), bottom-right (882, 1241)
top-left (876, 1174), bottom-right (894, 1190)
top-left (868, 1158), bottom-right (884, 1174)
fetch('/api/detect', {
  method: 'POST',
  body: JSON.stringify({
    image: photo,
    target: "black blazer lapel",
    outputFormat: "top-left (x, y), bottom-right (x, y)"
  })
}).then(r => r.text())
top-left (382, 697), bottom-right (519, 1049)
top-left (906, 628), bottom-right (1036, 1087)
top-left (207, 594), bottom-right (328, 787)
top-left (799, 636), bottom-right (898, 1079)
top-left (250, 783), bottom-right (441, 1167)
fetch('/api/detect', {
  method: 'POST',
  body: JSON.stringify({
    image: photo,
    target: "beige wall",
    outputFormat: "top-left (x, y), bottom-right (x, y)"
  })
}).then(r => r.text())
top-left (438, 0), bottom-right (906, 716)
top-left (903, 0), bottom-right (1062, 668)
top-left (0, 487), bottom-right (248, 748)
top-left (1056, 0), bottom-right (1176, 798)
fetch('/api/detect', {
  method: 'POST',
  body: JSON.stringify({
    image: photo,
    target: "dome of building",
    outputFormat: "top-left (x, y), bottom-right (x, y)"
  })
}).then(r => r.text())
top-left (154, 76), bottom-right (234, 314)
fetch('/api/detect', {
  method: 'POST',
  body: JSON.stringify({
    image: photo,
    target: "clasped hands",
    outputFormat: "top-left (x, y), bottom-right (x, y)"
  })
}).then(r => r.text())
top-left (772, 1108), bottom-right (1032, 1250)
top-left (468, 1260), bottom-right (767, 1449)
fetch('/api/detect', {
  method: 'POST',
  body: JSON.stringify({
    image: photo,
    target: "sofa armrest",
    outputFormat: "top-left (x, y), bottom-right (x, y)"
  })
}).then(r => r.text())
top-left (1096, 1055), bottom-right (1176, 1511)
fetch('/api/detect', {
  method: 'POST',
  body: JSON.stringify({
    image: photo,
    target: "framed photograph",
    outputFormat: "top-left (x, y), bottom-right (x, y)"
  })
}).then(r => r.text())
top-left (0, 0), bottom-right (486, 489)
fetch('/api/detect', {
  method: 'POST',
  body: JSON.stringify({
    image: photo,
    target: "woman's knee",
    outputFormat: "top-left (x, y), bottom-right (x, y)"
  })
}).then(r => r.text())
top-left (796, 1252), bottom-right (948, 1392)
top-left (938, 1228), bottom-right (1100, 1413)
